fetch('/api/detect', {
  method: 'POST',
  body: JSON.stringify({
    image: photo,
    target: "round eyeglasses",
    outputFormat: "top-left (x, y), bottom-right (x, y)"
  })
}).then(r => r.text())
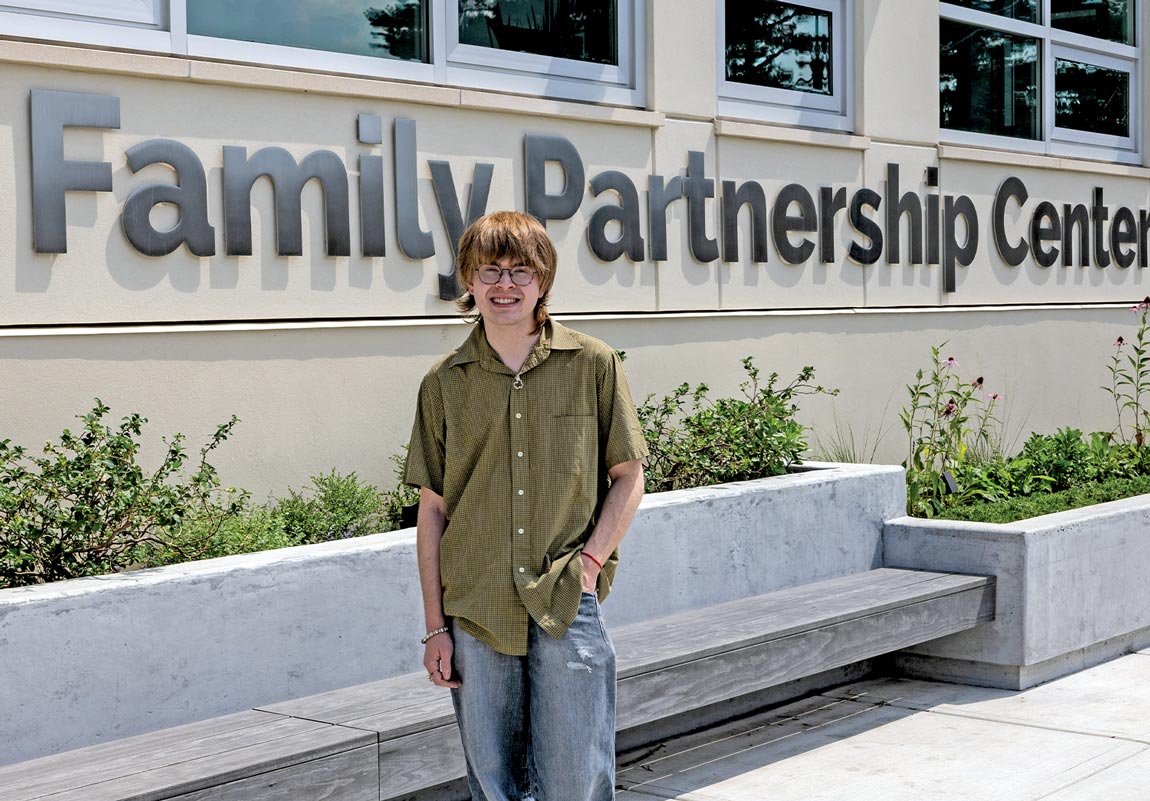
top-left (477, 266), bottom-right (536, 286)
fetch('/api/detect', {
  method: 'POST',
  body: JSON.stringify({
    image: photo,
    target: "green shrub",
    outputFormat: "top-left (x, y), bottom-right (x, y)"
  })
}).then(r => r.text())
top-left (0, 398), bottom-right (420, 587)
top-left (1104, 297), bottom-right (1150, 446)
top-left (948, 457), bottom-right (1052, 506)
top-left (380, 451), bottom-right (420, 530)
top-left (0, 400), bottom-right (241, 588)
top-left (276, 469), bottom-right (387, 545)
top-left (638, 357), bottom-right (836, 493)
top-left (900, 343), bottom-right (1005, 517)
top-left (938, 474), bottom-right (1150, 524)
top-left (153, 466), bottom-right (411, 566)
top-left (1015, 428), bottom-right (1090, 492)
top-left (140, 503), bottom-right (295, 567)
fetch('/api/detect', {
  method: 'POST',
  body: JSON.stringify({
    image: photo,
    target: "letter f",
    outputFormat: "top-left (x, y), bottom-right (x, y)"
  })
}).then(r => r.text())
top-left (30, 89), bottom-right (121, 253)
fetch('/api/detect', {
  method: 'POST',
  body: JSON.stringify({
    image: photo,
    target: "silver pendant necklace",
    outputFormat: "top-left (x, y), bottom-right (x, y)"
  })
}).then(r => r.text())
top-left (512, 331), bottom-right (541, 390)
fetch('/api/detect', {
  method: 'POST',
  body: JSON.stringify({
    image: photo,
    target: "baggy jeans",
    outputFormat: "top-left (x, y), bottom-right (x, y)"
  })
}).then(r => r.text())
top-left (450, 592), bottom-right (617, 801)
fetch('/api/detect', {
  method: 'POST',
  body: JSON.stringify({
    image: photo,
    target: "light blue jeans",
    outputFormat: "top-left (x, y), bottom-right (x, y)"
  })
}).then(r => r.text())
top-left (450, 593), bottom-right (617, 801)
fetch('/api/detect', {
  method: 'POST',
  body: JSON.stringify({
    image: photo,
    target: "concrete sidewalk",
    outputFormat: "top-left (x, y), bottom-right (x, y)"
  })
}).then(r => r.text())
top-left (617, 651), bottom-right (1150, 800)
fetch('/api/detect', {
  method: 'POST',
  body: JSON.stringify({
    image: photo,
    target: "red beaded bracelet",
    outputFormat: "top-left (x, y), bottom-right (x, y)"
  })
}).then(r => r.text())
top-left (581, 550), bottom-right (604, 570)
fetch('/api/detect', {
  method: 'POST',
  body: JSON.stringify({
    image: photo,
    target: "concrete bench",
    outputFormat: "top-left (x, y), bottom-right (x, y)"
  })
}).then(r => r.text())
top-left (0, 567), bottom-right (994, 801)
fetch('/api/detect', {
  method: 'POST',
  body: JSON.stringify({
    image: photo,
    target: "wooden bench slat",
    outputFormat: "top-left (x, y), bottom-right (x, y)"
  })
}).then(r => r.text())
top-left (375, 723), bottom-right (468, 799)
top-left (0, 711), bottom-right (374, 801)
top-left (615, 569), bottom-right (994, 677)
top-left (258, 675), bottom-right (456, 741)
top-left (616, 581), bottom-right (995, 730)
top-left (163, 744), bottom-right (379, 801)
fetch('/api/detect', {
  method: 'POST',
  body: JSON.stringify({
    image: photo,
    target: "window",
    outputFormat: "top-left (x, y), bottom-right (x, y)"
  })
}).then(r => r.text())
top-left (718, 0), bottom-right (853, 132)
top-left (0, 0), bottom-right (642, 105)
top-left (2, 0), bottom-right (160, 25)
top-left (187, 1), bottom-right (429, 63)
top-left (444, 0), bottom-right (636, 101)
top-left (456, 0), bottom-right (617, 65)
top-left (940, 1), bottom-right (1139, 164)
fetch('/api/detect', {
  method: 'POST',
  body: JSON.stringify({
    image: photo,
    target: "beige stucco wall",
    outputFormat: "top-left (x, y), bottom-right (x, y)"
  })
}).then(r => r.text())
top-left (2, 3), bottom-right (1150, 499)
top-left (0, 306), bottom-right (1138, 499)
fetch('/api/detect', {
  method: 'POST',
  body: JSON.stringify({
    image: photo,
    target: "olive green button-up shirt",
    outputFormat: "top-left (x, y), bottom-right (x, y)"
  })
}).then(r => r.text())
top-left (405, 320), bottom-right (648, 656)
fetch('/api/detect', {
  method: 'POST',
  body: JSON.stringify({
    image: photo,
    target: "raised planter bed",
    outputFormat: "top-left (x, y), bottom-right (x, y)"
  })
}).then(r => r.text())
top-left (885, 493), bottom-right (1150, 690)
top-left (0, 462), bottom-right (903, 766)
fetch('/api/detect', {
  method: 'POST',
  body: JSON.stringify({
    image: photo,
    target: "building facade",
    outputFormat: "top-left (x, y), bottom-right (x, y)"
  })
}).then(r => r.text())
top-left (1, 0), bottom-right (1147, 495)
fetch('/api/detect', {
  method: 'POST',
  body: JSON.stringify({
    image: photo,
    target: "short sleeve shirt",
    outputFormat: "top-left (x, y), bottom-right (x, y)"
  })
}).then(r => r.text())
top-left (404, 320), bottom-right (648, 656)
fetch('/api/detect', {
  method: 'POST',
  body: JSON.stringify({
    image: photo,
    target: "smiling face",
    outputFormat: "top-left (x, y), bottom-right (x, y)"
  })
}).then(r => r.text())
top-left (467, 255), bottom-right (542, 336)
top-left (455, 211), bottom-right (557, 333)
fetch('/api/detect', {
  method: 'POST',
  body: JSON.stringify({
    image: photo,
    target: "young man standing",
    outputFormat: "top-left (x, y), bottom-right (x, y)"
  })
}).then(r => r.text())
top-left (405, 210), bottom-right (647, 801)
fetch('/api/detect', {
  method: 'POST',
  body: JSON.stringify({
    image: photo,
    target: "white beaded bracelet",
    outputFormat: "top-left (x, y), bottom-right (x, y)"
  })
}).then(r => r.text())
top-left (421, 626), bottom-right (449, 644)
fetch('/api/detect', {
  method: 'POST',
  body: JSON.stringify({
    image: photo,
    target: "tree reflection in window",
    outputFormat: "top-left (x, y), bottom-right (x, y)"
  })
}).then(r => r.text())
top-left (189, 0), bottom-right (428, 62)
top-left (726, 1), bottom-right (833, 95)
top-left (1055, 59), bottom-right (1128, 137)
top-left (945, 0), bottom-right (1037, 22)
top-left (458, 0), bottom-right (618, 65)
top-left (940, 19), bottom-right (1038, 139)
top-left (1051, 0), bottom-right (1133, 45)
top-left (365, 1), bottom-right (429, 61)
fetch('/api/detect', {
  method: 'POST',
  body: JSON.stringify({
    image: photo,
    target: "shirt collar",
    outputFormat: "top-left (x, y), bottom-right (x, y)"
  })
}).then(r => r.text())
top-left (447, 320), bottom-right (582, 372)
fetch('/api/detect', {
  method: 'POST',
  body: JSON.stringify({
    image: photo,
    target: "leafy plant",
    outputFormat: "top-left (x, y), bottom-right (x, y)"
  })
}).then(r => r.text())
top-left (151, 465), bottom-right (414, 566)
top-left (381, 450), bottom-right (420, 530)
top-left (1014, 428), bottom-right (1089, 492)
top-left (144, 503), bottom-right (295, 567)
top-left (638, 358), bottom-right (837, 493)
top-left (939, 474), bottom-right (1150, 524)
top-left (276, 469), bottom-right (388, 545)
top-left (1103, 296), bottom-right (1150, 446)
top-left (901, 344), bottom-right (1005, 516)
top-left (0, 400), bottom-right (241, 588)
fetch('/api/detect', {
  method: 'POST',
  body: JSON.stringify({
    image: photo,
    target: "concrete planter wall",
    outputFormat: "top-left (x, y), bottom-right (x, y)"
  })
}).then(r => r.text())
top-left (0, 462), bottom-right (902, 766)
top-left (884, 494), bottom-right (1150, 690)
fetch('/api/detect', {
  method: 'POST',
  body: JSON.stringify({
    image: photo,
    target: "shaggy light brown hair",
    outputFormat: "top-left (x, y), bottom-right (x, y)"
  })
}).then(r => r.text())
top-left (455, 211), bottom-right (557, 332)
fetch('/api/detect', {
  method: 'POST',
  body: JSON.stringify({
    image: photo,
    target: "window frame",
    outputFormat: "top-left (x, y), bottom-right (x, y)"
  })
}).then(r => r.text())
top-left (0, 0), bottom-right (161, 25)
top-left (0, 0), bottom-right (645, 107)
top-left (939, 0), bottom-right (1141, 165)
top-left (0, 2), bottom-right (169, 52)
top-left (440, 0), bottom-right (641, 104)
top-left (716, 0), bottom-right (854, 133)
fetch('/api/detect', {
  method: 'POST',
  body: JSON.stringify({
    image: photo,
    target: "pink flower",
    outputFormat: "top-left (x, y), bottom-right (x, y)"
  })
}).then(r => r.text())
top-left (1132, 296), bottom-right (1150, 311)
top-left (988, 392), bottom-right (1003, 401)
top-left (1116, 336), bottom-right (1126, 348)
top-left (942, 357), bottom-right (958, 369)
top-left (941, 400), bottom-right (958, 419)
top-left (971, 376), bottom-right (984, 390)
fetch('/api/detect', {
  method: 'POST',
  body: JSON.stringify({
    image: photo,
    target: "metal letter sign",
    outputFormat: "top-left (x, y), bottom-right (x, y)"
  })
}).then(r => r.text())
top-left (30, 89), bottom-right (120, 253)
top-left (394, 118), bottom-right (434, 260)
top-left (223, 146), bottom-right (351, 257)
top-left (358, 114), bottom-right (387, 259)
top-left (122, 139), bottom-right (216, 256)
top-left (430, 159), bottom-right (494, 299)
top-left (524, 134), bottom-right (584, 226)
top-left (34, 88), bottom-right (1150, 296)
top-left (587, 171), bottom-right (644, 261)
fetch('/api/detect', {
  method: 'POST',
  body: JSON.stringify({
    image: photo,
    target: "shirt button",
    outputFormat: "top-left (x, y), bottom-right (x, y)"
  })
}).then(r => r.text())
top-left (518, 489), bottom-right (524, 495)
top-left (518, 528), bottom-right (524, 534)
top-left (515, 413), bottom-right (522, 419)
top-left (517, 451), bottom-right (523, 457)
top-left (518, 567), bottom-right (525, 573)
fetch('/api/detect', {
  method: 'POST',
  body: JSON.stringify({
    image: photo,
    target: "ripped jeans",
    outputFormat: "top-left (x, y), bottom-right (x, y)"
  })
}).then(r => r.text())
top-left (450, 593), bottom-right (617, 801)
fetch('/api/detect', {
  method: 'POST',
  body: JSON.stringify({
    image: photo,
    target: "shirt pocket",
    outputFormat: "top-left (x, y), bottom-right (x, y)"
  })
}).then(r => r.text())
top-left (547, 413), bottom-right (596, 475)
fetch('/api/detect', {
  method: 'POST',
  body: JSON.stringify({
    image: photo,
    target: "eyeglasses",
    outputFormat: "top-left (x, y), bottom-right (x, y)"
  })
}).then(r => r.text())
top-left (477, 266), bottom-right (536, 286)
